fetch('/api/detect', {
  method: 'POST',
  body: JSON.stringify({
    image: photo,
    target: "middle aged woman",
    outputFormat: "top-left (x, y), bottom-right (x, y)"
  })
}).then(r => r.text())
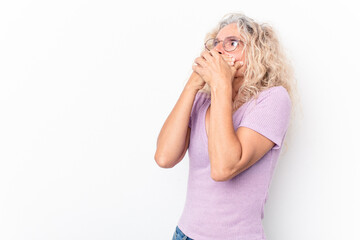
top-left (155, 12), bottom-right (299, 240)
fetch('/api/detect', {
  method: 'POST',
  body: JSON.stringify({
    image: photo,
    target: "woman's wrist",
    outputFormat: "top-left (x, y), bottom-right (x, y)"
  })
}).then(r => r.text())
top-left (184, 82), bottom-right (202, 93)
top-left (210, 82), bottom-right (232, 99)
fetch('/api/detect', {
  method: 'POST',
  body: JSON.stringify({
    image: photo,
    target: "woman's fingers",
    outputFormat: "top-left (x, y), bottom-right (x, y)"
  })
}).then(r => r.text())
top-left (200, 50), bottom-right (213, 62)
top-left (198, 50), bottom-right (234, 65)
top-left (233, 60), bottom-right (244, 70)
top-left (194, 56), bottom-right (206, 67)
top-left (222, 55), bottom-right (235, 66)
top-left (192, 63), bottom-right (205, 78)
top-left (233, 61), bottom-right (245, 78)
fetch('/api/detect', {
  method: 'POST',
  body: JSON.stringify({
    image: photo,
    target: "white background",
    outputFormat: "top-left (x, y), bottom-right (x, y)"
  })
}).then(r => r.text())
top-left (1, 0), bottom-right (359, 239)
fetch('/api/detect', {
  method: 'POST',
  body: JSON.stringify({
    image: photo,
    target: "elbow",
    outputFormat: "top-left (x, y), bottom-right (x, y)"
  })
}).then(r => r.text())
top-left (154, 153), bottom-right (174, 169)
top-left (210, 142), bottom-right (242, 182)
top-left (210, 152), bottom-right (239, 182)
top-left (210, 167), bottom-right (230, 182)
top-left (211, 174), bottom-right (225, 182)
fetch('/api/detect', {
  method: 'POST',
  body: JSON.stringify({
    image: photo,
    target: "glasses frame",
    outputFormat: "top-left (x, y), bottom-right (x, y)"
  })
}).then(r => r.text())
top-left (204, 36), bottom-right (246, 52)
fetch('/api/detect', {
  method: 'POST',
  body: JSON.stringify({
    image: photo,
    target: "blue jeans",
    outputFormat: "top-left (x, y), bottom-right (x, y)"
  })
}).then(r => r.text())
top-left (172, 226), bottom-right (194, 240)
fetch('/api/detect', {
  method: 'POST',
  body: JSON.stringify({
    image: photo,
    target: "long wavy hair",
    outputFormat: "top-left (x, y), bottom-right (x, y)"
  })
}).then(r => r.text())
top-left (198, 12), bottom-right (302, 152)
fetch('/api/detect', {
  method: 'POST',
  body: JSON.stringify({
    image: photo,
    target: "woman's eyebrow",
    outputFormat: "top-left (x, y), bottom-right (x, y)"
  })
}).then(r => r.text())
top-left (216, 35), bottom-right (241, 40)
top-left (227, 35), bottom-right (241, 39)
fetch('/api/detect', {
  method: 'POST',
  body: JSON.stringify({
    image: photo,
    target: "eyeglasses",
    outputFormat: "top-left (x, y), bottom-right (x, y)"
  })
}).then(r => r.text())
top-left (204, 36), bottom-right (246, 52)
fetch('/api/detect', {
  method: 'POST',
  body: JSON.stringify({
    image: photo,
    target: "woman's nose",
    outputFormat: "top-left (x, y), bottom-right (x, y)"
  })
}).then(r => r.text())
top-left (214, 44), bottom-right (224, 54)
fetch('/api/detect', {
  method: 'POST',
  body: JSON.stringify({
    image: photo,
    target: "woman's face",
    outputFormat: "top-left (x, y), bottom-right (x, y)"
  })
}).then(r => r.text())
top-left (213, 23), bottom-right (246, 63)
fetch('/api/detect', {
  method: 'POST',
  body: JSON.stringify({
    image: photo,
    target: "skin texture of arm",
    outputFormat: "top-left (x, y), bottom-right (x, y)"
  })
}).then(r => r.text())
top-left (154, 71), bottom-right (205, 169)
top-left (208, 85), bottom-right (275, 182)
top-left (154, 84), bottom-right (197, 168)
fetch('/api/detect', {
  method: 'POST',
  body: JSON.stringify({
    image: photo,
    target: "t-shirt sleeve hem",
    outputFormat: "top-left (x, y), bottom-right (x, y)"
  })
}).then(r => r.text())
top-left (237, 123), bottom-right (284, 150)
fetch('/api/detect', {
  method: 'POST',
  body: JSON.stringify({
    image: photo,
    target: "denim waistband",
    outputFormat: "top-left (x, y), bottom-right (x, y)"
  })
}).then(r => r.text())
top-left (175, 226), bottom-right (194, 240)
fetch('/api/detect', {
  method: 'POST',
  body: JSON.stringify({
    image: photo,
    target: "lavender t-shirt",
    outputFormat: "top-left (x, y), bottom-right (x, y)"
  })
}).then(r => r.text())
top-left (177, 86), bottom-right (292, 240)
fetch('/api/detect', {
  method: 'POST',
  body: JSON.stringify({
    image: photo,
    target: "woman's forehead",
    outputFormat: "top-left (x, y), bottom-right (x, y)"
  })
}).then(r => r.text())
top-left (216, 23), bottom-right (243, 40)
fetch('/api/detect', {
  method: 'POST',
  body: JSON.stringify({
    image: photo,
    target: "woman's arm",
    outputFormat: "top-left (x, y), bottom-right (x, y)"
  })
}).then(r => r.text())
top-left (207, 85), bottom-right (242, 179)
top-left (192, 50), bottom-right (283, 181)
top-left (154, 72), bottom-right (204, 168)
top-left (208, 85), bottom-right (278, 182)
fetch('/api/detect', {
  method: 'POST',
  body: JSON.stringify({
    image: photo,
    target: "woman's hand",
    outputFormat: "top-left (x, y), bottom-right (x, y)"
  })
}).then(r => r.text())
top-left (186, 71), bottom-right (206, 92)
top-left (192, 49), bottom-right (242, 89)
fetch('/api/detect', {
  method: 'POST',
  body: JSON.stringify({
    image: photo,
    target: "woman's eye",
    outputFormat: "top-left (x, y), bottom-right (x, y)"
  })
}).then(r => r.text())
top-left (231, 41), bottom-right (238, 46)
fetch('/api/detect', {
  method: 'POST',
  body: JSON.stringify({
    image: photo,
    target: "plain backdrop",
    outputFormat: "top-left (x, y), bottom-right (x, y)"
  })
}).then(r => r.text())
top-left (0, 0), bottom-right (359, 239)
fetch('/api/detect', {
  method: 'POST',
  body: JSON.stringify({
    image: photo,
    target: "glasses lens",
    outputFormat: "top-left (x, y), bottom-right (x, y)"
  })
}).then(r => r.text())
top-left (205, 38), bottom-right (217, 50)
top-left (223, 38), bottom-right (240, 51)
top-left (205, 38), bottom-right (244, 51)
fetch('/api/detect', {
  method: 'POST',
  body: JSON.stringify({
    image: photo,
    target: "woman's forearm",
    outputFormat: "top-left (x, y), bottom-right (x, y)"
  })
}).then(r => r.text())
top-left (154, 79), bottom-right (199, 168)
top-left (208, 85), bottom-right (242, 180)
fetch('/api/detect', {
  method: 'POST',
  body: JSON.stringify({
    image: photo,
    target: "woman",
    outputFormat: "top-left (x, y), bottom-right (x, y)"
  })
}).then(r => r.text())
top-left (155, 12), bottom-right (298, 240)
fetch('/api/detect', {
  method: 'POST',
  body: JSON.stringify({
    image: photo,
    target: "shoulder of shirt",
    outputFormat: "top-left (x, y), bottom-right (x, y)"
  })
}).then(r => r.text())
top-left (260, 85), bottom-right (287, 95)
top-left (257, 85), bottom-right (290, 101)
top-left (242, 86), bottom-right (291, 111)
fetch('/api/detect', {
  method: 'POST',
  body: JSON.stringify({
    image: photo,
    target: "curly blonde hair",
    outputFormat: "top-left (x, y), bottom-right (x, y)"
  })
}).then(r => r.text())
top-left (198, 12), bottom-right (302, 152)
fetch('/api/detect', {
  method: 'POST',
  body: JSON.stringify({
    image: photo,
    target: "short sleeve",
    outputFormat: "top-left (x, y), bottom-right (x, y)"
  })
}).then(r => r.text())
top-left (237, 86), bottom-right (292, 150)
top-left (189, 91), bottom-right (209, 128)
